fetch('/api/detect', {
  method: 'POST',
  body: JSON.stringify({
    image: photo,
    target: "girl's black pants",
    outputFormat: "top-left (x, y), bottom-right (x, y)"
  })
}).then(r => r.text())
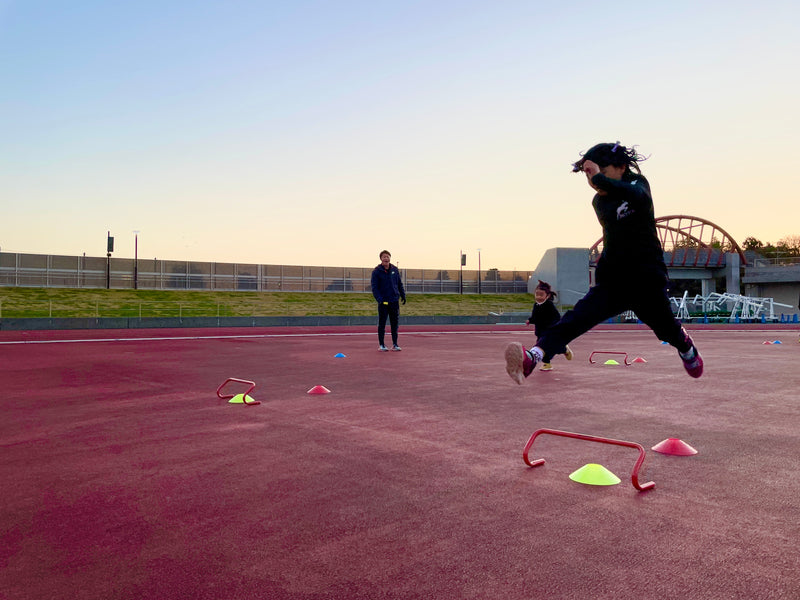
top-left (537, 279), bottom-right (690, 359)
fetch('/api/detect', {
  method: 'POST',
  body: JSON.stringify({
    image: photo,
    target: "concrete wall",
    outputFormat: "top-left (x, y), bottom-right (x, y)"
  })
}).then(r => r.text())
top-left (528, 248), bottom-right (591, 309)
top-left (742, 283), bottom-right (800, 312)
top-left (743, 263), bottom-right (800, 311)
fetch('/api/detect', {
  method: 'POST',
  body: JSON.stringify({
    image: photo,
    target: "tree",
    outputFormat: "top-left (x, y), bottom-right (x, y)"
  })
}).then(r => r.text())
top-left (709, 236), bottom-right (732, 252)
top-left (742, 237), bottom-right (764, 251)
top-left (741, 235), bottom-right (800, 261)
top-left (778, 235), bottom-right (800, 256)
top-left (673, 236), bottom-right (700, 248)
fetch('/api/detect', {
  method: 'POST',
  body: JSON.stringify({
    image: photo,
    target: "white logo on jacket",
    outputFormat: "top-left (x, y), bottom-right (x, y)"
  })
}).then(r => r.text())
top-left (616, 201), bottom-right (633, 219)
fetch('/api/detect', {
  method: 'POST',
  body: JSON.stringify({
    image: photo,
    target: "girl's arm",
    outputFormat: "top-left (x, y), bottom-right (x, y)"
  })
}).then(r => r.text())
top-left (590, 173), bottom-right (651, 207)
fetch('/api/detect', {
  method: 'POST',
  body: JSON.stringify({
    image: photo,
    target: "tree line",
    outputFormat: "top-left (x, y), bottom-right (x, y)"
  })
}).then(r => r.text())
top-left (742, 235), bottom-right (800, 260)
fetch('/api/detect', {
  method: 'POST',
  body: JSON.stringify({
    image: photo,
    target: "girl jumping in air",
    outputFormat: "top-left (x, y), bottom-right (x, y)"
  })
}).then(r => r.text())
top-left (505, 142), bottom-right (703, 384)
top-left (526, 280), bottom-right (573, 371)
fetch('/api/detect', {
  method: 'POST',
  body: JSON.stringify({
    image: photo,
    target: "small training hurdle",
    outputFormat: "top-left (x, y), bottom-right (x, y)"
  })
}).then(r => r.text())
top-left (216, 377), bottom-right (261, 406)
top-left (522, 428), bottom-right (655, 492)
top-left (588, 351), bottom-right (631, 365)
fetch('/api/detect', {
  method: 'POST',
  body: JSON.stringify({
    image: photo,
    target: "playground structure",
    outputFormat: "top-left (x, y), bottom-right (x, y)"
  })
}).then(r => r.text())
top-left (670, 291), bottom-right (795, 322)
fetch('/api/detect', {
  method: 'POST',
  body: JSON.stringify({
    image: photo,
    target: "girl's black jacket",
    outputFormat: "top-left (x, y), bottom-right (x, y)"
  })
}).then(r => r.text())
top-left (590, 171), bottom-right (668, 287)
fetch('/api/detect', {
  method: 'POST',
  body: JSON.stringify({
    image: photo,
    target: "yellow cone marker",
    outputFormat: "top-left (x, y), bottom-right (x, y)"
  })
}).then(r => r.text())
top-left (569, 463), bottom-right (621, 486)
top-left (228, 393), bottom-right (258, 404)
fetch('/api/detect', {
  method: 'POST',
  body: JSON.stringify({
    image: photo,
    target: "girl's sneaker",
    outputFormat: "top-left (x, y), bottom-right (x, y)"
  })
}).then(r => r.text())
top-left (379, 345), bottom-right (389, 352)
top-left (680, 346), bottom-right (703, 378)
top-left (565, 345), bottom-right (574, 360)
top-left (540, 362), bottom-right (553, 371)
top-left (679, 329), bottom-right (703, 378)
top-left (504, 342), bottom-right (537, 384)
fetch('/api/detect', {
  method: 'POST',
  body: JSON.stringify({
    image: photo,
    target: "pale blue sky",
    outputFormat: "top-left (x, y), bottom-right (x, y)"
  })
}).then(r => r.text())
top-left (2, 1), bottom-right (798, 271)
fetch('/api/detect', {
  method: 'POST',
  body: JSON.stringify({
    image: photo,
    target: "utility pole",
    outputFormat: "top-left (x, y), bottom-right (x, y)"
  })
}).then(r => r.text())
top-left (106, 231), bottom-right (114, 289)
top-left (133, 230), bottom-right (140, 289)
top-left (460, 251), bottom-right (466, 294)
top-left (477, 248), bottom-right (482, 294)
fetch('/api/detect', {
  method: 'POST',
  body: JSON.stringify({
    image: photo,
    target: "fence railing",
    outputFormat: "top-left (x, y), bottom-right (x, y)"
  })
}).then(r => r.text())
top-left (0, 252), bottom-right (532, 294)
top-left (752, 256), bottom-right (800, 268)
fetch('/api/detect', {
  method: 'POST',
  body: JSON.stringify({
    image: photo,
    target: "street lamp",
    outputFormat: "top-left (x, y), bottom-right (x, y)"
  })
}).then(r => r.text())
top-left (133, 230), bottom-right (140, 289)
top-left (459, 250), bottom-right (466, 294)
top-left (106, 231), bottom-right (114, 289)
top-left (477, 248), bottom-right (482, 294)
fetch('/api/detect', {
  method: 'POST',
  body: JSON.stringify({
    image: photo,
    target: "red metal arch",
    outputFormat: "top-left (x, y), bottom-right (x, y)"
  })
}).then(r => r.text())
top-left (589, 215), bottom-right (747, 267)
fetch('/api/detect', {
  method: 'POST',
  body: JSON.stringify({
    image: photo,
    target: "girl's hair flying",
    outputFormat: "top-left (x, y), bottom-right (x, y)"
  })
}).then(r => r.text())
top-left (572, 142), bottom-right (648, 175)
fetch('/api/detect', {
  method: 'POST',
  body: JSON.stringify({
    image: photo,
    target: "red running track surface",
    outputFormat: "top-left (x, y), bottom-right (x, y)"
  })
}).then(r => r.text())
top-left (1, 324), bottom-right (799, 599)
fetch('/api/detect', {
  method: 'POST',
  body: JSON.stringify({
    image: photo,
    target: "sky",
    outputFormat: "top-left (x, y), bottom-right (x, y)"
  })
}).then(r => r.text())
top-left (2, 0), bottom-right (799, 272)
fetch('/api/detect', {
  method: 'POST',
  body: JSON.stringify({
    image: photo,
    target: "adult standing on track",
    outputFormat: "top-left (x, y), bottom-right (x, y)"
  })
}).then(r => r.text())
top-left (371, 250), bottom-right (406, 352)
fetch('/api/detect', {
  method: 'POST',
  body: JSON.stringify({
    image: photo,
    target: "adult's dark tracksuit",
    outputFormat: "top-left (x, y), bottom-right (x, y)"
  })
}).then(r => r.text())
top-left (371, 263), bottom-right (406, 347)
top-left (536, 171), bottom-right (692, 358)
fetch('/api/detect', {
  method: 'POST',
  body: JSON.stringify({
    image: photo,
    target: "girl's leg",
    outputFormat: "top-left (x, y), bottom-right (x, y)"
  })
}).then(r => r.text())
top-left (537, 285), bottom-right (624, 358)
top-left (632, 287), bottom-right (691, 352)
top-left (632, 284), bottom-right (703, 377)
top-left (505, 285), bottom-right (622, 384)
top-left (537, 337), bottom-right (555, 363)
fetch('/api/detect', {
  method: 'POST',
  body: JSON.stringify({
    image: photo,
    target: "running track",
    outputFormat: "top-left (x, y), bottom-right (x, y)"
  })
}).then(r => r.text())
top-left (2, 324), bottom-right (799, 599)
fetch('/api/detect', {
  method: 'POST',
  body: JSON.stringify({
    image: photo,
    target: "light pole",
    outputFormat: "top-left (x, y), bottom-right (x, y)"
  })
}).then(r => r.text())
top-left (106, 231), bottom-right (114, 289)
top-left (459, 250), bottom-right (466, 294)
top-left (477, 248), bottom-right (482, 294)
top-left (133, 230), bottom-right (140, 289)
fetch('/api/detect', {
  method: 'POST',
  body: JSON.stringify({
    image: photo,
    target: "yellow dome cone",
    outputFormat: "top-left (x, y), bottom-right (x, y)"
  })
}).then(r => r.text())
top-left (228, 393), bottom-right (260, 405)
top-left (604, 359), bottom-right (620, 365)
top-left (569, 463), bottom-right (621, 486)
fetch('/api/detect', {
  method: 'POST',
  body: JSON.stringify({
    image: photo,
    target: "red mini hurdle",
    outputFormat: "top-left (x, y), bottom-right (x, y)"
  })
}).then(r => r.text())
top-left (216, 377), bottom-right (261, 406)
top-left (588, 351), bottom-right (632, 365)
top-left (522, 428), bottom-right (655, 492)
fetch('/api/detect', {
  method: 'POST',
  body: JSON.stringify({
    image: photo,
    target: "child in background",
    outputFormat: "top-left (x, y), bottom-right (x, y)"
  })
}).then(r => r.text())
top-left (505, 142), bottom-right (703, 384)
top-left (526, 280), bottom-right (573, 371)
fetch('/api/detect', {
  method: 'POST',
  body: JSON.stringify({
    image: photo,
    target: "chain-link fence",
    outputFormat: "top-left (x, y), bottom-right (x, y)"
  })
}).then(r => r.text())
top-left (0, 252), bottom-right (532, 294)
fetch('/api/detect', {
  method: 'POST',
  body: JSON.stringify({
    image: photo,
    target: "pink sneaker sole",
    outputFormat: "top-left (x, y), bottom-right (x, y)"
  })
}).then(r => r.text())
top-left (504, 342), bottom-right (525, 384)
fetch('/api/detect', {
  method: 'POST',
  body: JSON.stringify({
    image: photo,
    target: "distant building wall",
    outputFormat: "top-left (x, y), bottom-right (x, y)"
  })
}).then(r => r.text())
top-left (743, 262), bottom-right (800, 311)
top-left (528, 248), bottom-right (591, 309)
